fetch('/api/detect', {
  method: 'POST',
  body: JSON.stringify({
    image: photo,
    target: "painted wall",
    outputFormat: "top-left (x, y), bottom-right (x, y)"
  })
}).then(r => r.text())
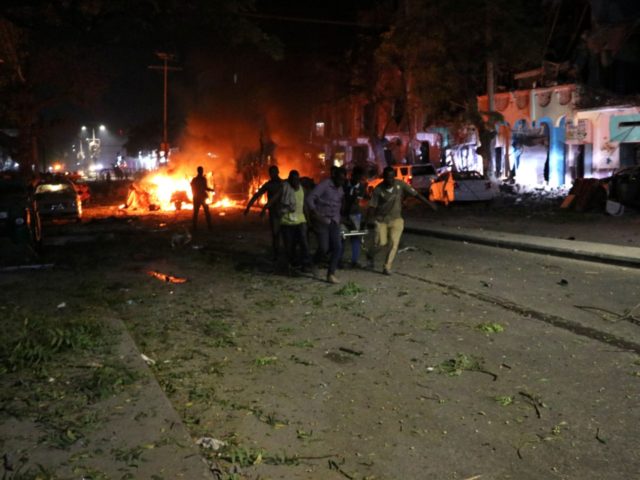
top-left (478, 85), bottom-right (575, 186)
top-left (573, 106), bottom-right (640, 177)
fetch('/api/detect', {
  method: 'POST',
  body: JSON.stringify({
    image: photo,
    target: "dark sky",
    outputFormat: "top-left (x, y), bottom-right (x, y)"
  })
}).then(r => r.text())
top-left (93, 1), bottom-right (382, 146)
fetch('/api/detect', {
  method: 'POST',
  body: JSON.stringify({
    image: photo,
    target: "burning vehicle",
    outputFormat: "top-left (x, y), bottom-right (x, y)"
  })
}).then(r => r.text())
top-left (120, 168), bottom-right (240, 213)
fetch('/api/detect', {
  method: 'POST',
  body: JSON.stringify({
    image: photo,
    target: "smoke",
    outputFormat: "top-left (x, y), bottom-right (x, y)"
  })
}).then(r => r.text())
top-left (170, 101), bottom-right (320, 194)
top-left (167, 48), bottom-right (322, 192)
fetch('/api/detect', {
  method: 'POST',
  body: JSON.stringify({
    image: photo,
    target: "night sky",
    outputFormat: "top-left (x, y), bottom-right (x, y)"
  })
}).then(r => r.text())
top-left (54, 0), bottom-right (382, 161)
top-left (3, 0), bottom-right (639, 166)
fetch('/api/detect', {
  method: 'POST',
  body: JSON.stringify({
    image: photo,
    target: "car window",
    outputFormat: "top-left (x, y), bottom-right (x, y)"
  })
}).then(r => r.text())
top-left (411, 165), bottom-right (436, 176)
top-left (36, 183), bottom-right (75, 194)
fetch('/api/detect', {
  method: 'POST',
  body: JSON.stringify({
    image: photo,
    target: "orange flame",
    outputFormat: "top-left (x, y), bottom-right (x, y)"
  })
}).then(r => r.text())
top-left (147, 270), bottom-right (188, 283)
top-left (147, 173), bottom-right (193, 210)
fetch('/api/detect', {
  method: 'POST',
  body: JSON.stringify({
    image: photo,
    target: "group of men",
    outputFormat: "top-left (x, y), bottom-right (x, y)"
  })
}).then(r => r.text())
top-left (243, 164), bottom-right (437, 284)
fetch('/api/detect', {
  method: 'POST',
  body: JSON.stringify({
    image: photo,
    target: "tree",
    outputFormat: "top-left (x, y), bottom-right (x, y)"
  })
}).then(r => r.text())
top-left (369, 0), bottom-right (545, 174)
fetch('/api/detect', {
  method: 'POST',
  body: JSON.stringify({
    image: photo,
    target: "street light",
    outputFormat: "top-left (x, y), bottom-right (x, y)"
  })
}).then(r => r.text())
top-left (78, 124), bottom-right (107, 172)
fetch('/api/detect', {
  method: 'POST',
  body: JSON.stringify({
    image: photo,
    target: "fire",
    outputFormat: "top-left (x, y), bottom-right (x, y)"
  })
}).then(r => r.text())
top-left (147, 173), bottom-right (193, 210)
top-left (120, 171), bottom-right (241, 212)
top-left (211, 197), bottom-right (236, 208)
top-left (147, 270), bottom-right (188, 283)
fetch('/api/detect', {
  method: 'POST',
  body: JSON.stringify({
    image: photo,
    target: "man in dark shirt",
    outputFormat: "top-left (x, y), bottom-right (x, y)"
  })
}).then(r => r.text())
top-left (306, 166), bottom-right (346, 284)
top-left (244, 165), bottom-right (283, 260)
top-left (190, 166), bottom-right (214, 231)
top-left (366, 166), bottom-right (436, 275)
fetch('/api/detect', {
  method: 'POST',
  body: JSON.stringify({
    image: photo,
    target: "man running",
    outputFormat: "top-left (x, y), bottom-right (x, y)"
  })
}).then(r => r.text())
top-left (366, 166), bottom-right (437, 275)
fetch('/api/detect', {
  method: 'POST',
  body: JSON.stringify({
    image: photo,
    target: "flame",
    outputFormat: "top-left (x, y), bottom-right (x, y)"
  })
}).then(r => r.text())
top-left (147, 270), bottom-right (188, 283)
top-left (211, 197), bottom-right (237, 208)
top-left (125, 171), bottom-right (240, 212)
top-left (147, 173), bottom-right (193, 210)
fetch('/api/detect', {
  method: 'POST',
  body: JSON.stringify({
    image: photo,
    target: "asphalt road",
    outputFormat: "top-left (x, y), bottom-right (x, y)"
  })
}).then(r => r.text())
top-left (393, 232), bottom-right (640, 353)
top-left (2, 209), bottom-right (639, 479)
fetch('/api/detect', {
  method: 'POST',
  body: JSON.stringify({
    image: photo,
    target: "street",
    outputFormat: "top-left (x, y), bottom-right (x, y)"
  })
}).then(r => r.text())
top-left (1, 206), bottom-right (638, 479)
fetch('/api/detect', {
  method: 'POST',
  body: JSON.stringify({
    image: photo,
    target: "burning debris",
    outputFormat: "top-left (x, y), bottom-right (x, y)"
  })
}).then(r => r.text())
top-left (147, 270), bottom-right (188, 283)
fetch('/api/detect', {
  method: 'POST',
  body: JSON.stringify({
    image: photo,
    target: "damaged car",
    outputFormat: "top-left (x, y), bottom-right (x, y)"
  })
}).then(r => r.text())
top-left (35, 179), bottom-right (82, 222)
top-left (608, 165), bottom-right (640, 209)
top-left (429, 170), bottom-right (498, 205)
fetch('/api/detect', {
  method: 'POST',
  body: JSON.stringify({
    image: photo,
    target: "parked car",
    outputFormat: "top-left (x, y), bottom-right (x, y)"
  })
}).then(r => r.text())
top-left (608, 165), bottom-right (640, 209)
top-left (368, 163), bottom-right (437, 194)
top-left (35, 179), bottom-right (82, 221)
top-left (0, 173), bottom-right (42, 253)
top-left (429, 170), bottom-right (498, 204)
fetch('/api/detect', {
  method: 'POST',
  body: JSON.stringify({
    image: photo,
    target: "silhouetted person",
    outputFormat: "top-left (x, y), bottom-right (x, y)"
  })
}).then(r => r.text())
top-left (191, 166), bottom-right (214, 231)
top-left (244, 165), bottom-right (283, 260)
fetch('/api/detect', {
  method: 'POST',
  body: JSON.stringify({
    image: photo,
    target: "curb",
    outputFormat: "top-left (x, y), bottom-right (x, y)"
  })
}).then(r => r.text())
top-left (405, 224), bottom-right (640, 269)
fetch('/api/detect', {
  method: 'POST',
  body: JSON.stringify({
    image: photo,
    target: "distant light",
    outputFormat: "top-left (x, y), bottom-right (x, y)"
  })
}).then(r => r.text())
top-left (99, 125), bottom-right (106, 132)
top-left (81, 126), bottom-right (87, 131)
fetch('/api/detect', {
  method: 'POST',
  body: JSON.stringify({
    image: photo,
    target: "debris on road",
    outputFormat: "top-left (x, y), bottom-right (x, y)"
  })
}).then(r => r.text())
top-left (338, 347), bottom-right (363, 356)
top-left (518, 391), bottom-right (547, 418)
top-left (56, 302), bottom-right (67, 309)
top-left (140, 353), bottom-right (156, 366)
top-left (437, 354), bottom-right (498, 381)
top-left (196, 437), bottom-right (227, 451)
top-left (476, 322), bottom-right (504, 333)
top-left (171, 229), bottom-right (192, 248)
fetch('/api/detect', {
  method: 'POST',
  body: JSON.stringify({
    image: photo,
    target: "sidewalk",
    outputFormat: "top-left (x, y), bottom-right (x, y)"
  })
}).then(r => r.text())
top-left (404, 203), bottom-right (640, 268)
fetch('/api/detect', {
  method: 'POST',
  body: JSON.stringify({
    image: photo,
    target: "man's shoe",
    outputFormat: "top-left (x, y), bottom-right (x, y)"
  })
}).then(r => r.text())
top-left (383, 268), bottom-right (392, 276)
top-left (327, 273), bottom-right (341, 284)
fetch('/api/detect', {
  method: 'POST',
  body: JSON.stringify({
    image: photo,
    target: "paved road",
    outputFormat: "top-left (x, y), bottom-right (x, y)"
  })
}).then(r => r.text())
top-left (393, 233), bottom-right (640, 351)
top-left (3, 209), bottom-right (639, 479)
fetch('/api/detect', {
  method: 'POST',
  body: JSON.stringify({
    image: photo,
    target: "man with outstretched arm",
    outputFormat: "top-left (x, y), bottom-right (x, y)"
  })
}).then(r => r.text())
top-left (244, 165), bottom-right (283, 260)
top-left (365, 166), bottom-right (437, 275)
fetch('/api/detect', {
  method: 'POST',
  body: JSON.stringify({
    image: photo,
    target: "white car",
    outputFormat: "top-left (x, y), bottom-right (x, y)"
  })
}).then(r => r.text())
top-left (368, 163), bottom-right (437, 194)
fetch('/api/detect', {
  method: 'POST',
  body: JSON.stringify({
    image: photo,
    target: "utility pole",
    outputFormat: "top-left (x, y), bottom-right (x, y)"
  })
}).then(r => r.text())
top-left (148, 52), bottom-right (181, 162)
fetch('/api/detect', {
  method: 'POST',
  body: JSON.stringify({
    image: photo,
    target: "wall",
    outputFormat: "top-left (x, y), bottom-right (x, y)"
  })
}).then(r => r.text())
top-left (573, 106), bottom-right (640, 177)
